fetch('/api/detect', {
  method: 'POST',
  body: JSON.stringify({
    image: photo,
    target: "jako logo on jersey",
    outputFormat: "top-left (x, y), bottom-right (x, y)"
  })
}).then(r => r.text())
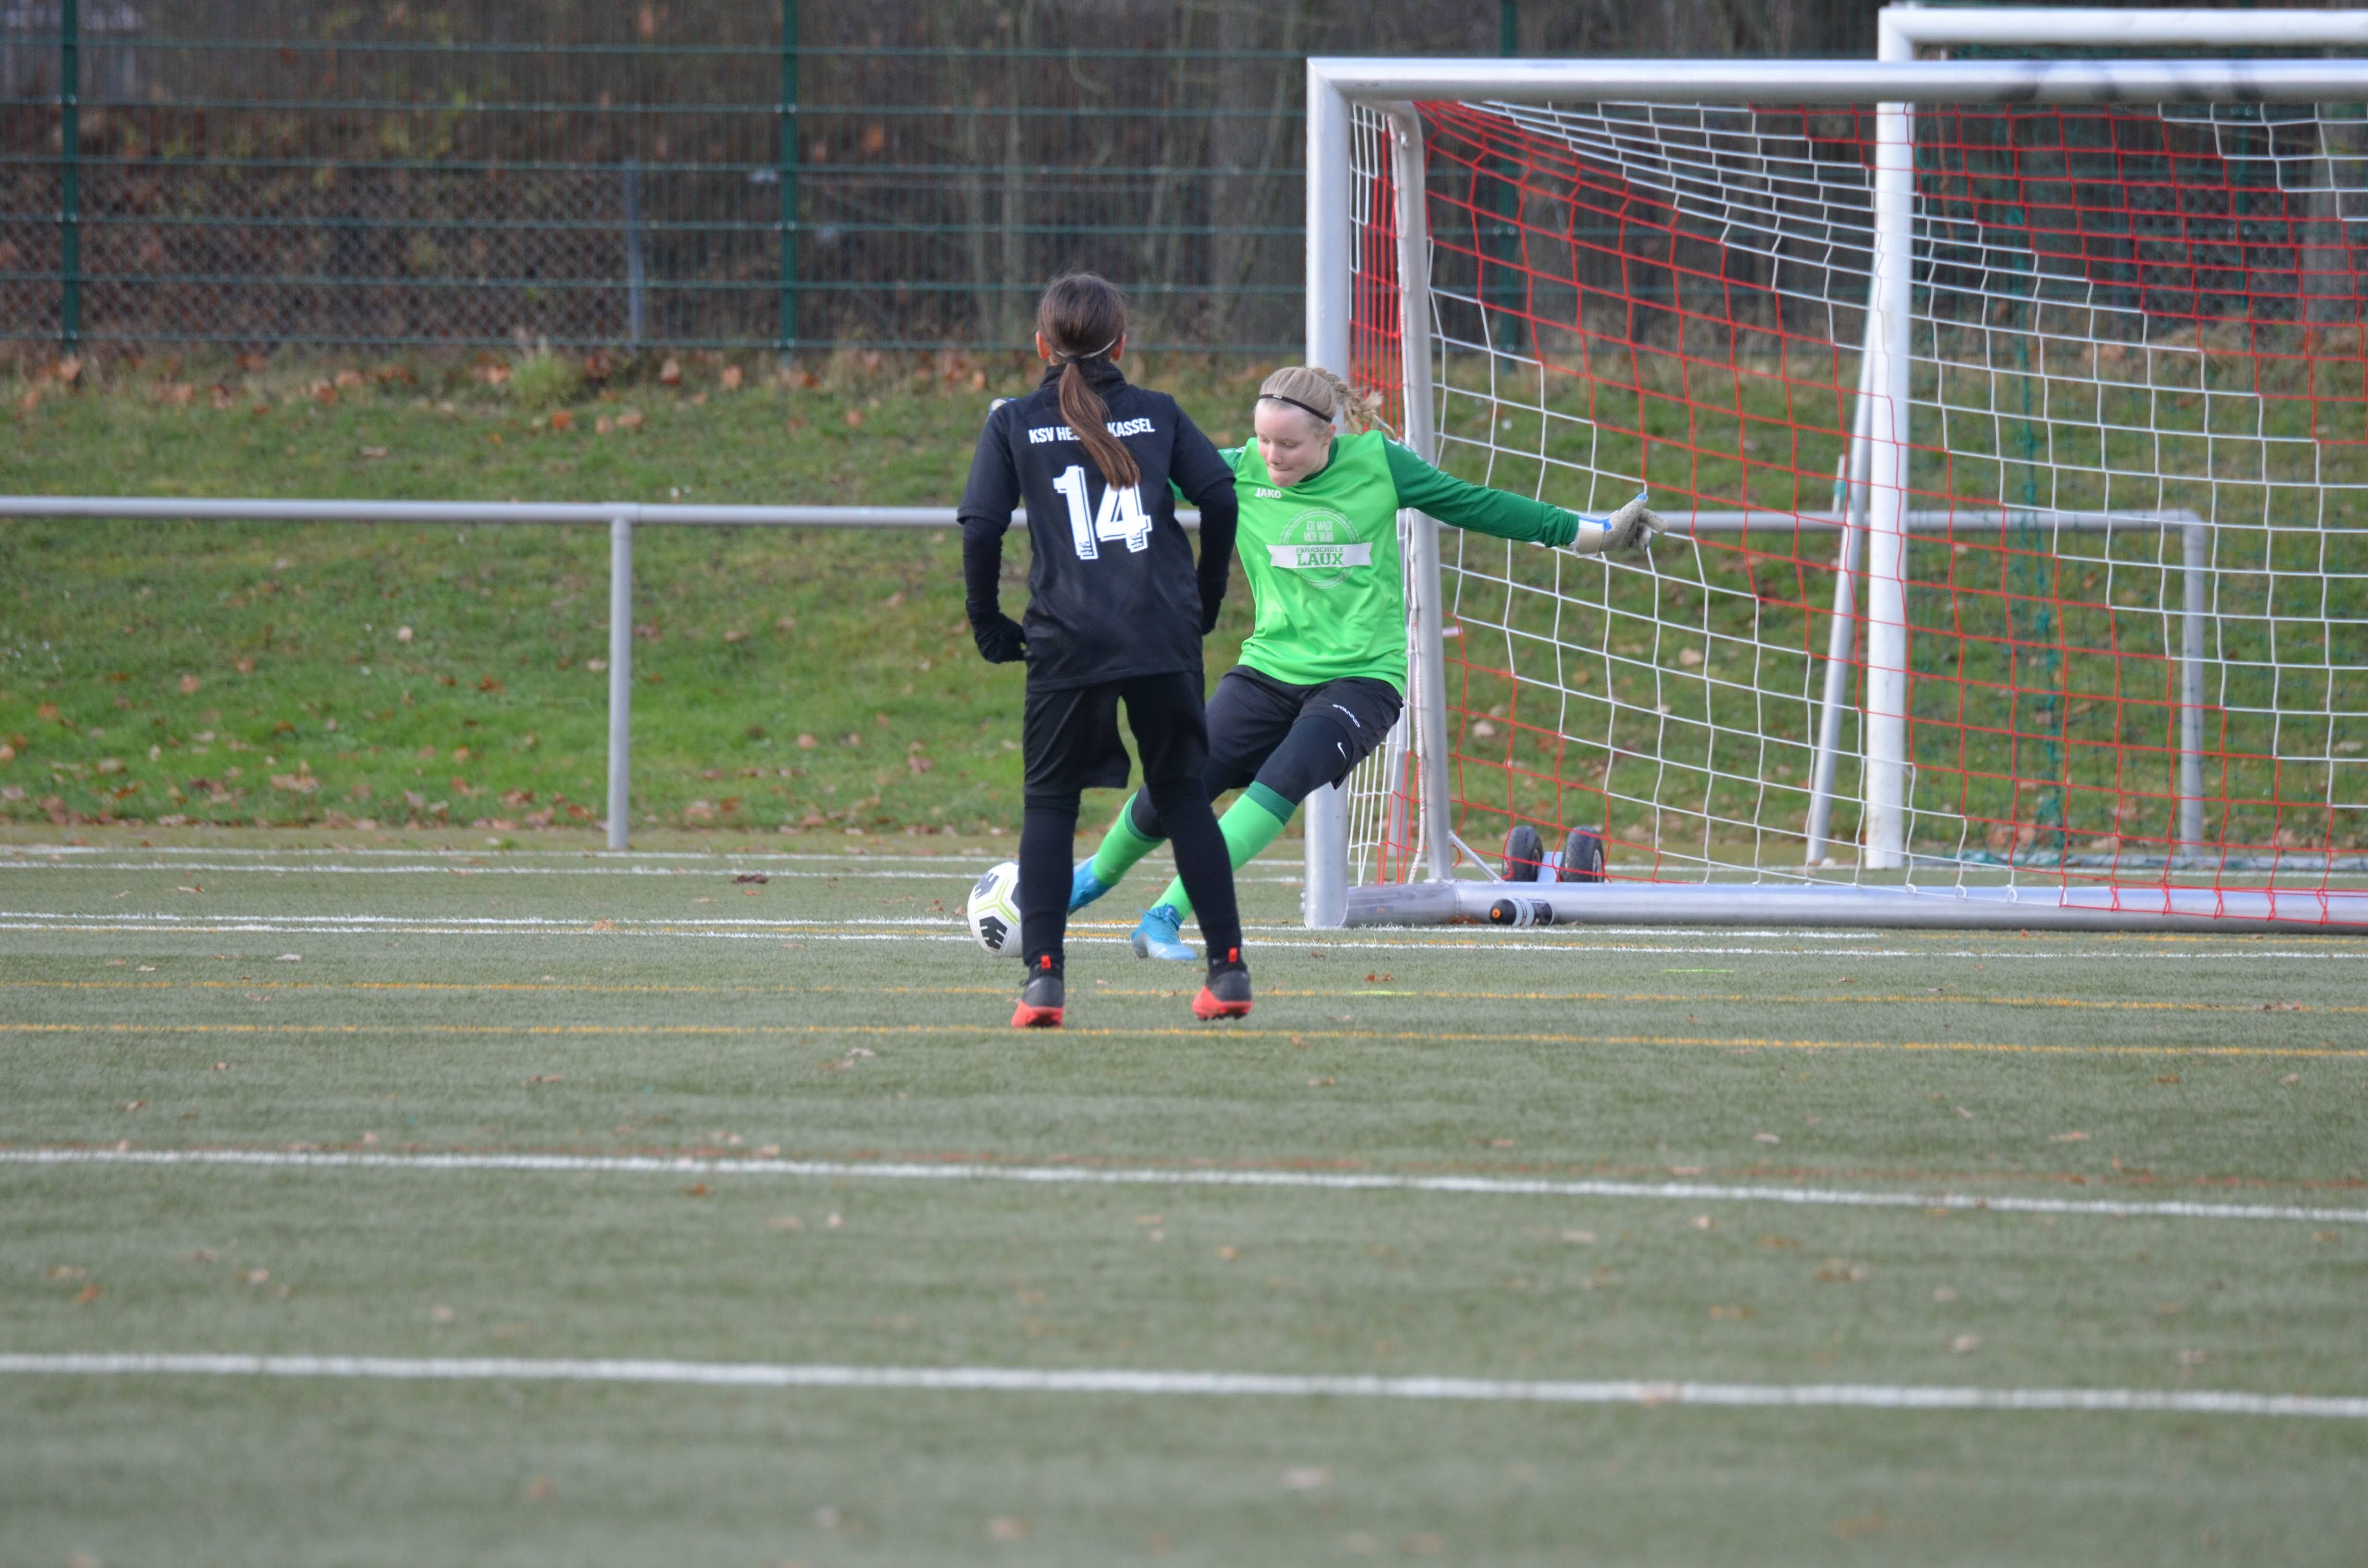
top-left (1254, 487), bottom-right (1283, 499)
top-left (1268, 508), bottom-right (1368, 588)
top-left (1029, 417), bottom-right (1155, 444)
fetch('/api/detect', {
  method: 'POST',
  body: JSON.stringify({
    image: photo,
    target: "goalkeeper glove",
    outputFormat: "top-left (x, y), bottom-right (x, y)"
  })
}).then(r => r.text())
top-left (972, 612), bottom-right (1028, 665)
top-left (1566, 491), bottom-right (1663, 557)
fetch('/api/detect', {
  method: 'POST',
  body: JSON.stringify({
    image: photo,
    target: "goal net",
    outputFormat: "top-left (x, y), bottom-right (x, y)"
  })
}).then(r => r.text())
top-left (1307, 34), bottom-right (2368, 931)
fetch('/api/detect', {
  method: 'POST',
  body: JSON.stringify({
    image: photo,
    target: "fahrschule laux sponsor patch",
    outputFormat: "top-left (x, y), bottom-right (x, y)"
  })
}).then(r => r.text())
top-left (1268, 542), bottom-right (1373, 570)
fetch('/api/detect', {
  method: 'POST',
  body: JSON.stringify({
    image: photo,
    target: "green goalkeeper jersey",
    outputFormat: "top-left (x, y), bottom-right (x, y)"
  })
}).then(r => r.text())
top-left (1218, 430), bottom-right (1581, 693)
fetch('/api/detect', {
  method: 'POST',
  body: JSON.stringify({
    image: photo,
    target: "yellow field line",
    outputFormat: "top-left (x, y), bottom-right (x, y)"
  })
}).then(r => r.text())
top-left (3, 1020), bottom-right (2358, 1057)
top-left (4, 978), bottom-right (2358, 1017)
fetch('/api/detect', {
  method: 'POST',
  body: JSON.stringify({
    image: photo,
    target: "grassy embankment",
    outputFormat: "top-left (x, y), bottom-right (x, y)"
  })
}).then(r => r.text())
top-left (0, 350), bottom-right (1270, 836)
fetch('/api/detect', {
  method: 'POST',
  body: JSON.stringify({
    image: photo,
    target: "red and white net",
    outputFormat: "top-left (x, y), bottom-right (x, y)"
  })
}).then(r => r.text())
top-left (1343, 97), bottom-right (2368, 904)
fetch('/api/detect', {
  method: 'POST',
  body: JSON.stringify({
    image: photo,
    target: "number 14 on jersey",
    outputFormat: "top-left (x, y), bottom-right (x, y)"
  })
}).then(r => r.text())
top-left (1050, 466), bottom-right (1152, 560)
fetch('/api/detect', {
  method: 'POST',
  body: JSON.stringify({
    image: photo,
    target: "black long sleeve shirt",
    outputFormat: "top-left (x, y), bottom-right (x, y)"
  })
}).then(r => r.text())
top-left (956, 360), bottom-right (1239, 690)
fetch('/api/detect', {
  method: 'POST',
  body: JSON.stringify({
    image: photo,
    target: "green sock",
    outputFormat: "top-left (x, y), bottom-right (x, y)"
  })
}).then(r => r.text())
top-left (1088, 792), bottom-right (1164, 888)
top-left (1153, 783), bottom-right (1294, 921)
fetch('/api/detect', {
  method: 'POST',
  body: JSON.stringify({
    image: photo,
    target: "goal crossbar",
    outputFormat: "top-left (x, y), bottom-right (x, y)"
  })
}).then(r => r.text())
top-left (1303, 13), bottom-right (2368, 934)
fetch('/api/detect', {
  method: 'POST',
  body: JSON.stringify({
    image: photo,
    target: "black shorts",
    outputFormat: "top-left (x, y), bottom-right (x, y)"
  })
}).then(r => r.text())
top-left (1206, 665), bottom-right (1404, 801)
top-left (1022, 669), bottom-right (1210, 803)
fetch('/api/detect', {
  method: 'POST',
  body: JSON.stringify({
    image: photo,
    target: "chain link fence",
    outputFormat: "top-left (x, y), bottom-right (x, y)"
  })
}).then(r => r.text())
top-left (4, 0), bottom-right (1894, 354)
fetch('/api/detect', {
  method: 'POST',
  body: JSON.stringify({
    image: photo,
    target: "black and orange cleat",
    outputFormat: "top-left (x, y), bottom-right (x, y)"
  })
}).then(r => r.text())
top-left (1011, 955), bottom-right (1064, 1029)
top-left (1191, 948), bottom-right (1253, 1020)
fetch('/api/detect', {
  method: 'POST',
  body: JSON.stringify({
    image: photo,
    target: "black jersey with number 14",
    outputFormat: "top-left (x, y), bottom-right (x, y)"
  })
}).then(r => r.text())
top-left (956, 360), bottom-right (1237, 691)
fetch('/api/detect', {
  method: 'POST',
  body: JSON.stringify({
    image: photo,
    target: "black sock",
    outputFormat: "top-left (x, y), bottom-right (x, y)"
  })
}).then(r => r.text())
top-left (1144, 775), bottom-right (1243, 968)
top-left (1017, 796), bottom-right (1078, 974)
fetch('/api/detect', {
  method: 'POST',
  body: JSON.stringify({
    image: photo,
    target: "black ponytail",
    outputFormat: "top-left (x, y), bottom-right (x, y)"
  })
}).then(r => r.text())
top-left (1035, 273), bottom-right (1140, 490)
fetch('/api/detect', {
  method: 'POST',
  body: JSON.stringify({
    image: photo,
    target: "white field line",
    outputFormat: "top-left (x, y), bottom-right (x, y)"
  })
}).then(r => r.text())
top-left (7, 845), bottom-right (1001, 864)
top-left (0, 1353), bottom-right (2358, 1419)
top-left (0, 861), bottom-right (1302, 885)
top-left (7, 1148), bottom-right (2362, 1226)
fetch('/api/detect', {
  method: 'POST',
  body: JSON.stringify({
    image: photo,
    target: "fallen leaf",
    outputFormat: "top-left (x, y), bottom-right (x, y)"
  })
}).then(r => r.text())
top-left (683, 1183), bottom-right (711, 1197)
top-left (524, 1073), bottom-right (564, 1086)
top-left (1561, 1229), bottom-right (1596, 1244)
top-left (1947, 1334), bottom-right (1981, 1354)
top-left (524, 1476), bottom-right (557, 1502)
top-left (1216, 1245), bottom-right (1241, 1262)
top-left (1283, 1467), bottom-right (1332, 1491)
top-left (2050, 1131), bottom-right (2090, 1143)
top-left (1690, 1214), bottom-right (1716, 1231)
top-left (767, 1215), bottom-right (803, 1230)
top-left (1754, 1131), bottom-right (1780, 1144)
top-left (987, 1517), bottom-right (1028, 1543)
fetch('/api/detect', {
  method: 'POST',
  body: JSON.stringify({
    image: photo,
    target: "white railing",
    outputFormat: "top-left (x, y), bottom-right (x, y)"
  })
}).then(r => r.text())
top-left (1, 496), bottom-right (1202, 849)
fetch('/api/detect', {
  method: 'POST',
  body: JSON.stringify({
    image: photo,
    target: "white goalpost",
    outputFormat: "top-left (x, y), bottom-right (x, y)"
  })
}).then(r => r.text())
top-left (1301, 8), bottom-right (2368, 932)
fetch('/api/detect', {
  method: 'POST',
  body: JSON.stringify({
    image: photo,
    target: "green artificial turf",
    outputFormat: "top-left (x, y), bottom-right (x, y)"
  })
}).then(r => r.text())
top-left (2, 834), bottom-right (2364, 1564)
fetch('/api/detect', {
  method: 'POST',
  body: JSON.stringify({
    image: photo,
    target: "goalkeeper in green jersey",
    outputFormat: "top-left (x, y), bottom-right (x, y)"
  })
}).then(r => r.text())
top-left (1073, 365), bottom-right (1663, 960)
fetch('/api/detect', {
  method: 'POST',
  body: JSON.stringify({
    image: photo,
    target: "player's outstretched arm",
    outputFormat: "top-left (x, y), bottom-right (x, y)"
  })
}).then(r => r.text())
top-left (1379, 440), bottom-right (1655, 554)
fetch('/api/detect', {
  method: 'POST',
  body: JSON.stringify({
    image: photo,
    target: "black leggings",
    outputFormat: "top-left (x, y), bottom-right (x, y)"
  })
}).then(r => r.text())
top-left (1017, 670), bottom-right (1242, 973)
top-left (1128, 665), bottom-right (1403, 839)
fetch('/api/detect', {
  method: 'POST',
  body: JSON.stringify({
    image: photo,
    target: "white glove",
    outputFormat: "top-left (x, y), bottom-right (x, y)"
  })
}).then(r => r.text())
top-left (1566, 491), bottom-right (1662, 557)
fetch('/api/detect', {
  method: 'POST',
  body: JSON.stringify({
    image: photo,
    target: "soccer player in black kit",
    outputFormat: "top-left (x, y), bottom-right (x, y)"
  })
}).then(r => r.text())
top-left (958, 273), bottom-right (1250, 1028)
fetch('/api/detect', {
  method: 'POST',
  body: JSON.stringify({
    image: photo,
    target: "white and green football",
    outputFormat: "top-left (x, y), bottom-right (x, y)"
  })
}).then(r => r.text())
top-left (966, 860), bottom-right (1022, 956)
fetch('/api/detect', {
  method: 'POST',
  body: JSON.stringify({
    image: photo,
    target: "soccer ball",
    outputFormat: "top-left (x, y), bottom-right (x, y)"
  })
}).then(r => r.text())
top-left (967, 860), bottom-right (1022, 956)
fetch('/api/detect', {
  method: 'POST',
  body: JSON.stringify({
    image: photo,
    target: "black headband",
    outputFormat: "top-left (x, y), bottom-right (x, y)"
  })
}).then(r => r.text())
top-left (1259, 391), bottom-right (1335, 424)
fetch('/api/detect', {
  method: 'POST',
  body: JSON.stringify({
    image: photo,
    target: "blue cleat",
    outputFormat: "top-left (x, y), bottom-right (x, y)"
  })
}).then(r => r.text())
top-left (1070, 860), bottom-right (1115, 913)
top-left (1129, 904), bottom-right (1197, 962)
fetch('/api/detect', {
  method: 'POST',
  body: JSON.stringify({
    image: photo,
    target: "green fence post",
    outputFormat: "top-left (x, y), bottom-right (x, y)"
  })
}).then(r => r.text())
top-left (777, 0), bottom-right (799, 353)
top-left (59, 0), bottom-right (81, 350)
